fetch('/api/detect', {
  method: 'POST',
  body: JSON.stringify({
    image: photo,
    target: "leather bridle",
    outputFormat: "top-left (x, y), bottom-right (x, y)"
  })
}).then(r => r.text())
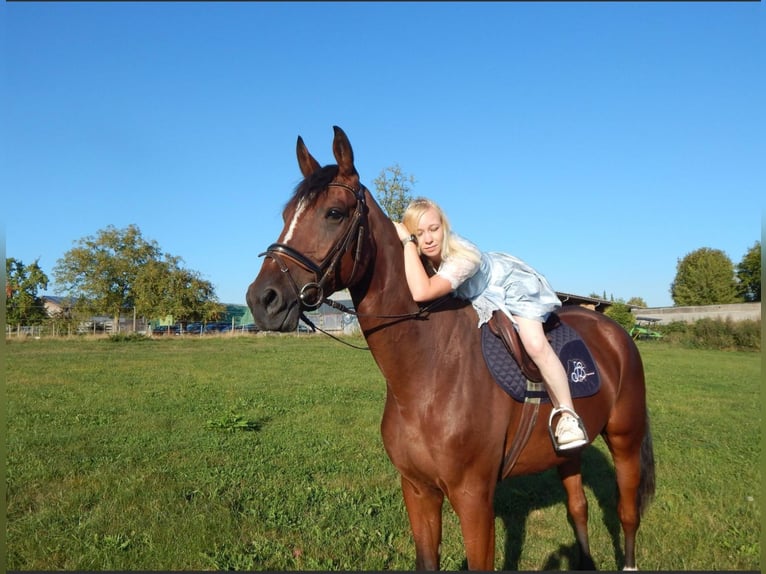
top-left (258, 182), bottom-right (368, 313)
top-left (258, 180), bottom-right (449, 350)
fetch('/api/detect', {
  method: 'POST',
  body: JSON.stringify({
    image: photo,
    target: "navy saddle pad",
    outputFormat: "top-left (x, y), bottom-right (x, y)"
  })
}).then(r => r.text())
top-left (480, 319), bottom-right (601, 403)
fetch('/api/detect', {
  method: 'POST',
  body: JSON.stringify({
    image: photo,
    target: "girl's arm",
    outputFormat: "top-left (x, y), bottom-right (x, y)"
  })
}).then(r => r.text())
top-left (401, 241), bottom-right (454, 302)
top-left (394, 222), bottom-right (453, 302)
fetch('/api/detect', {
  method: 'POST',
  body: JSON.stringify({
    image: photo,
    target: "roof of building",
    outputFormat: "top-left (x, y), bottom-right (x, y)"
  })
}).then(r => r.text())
top-left (556, 292), bottom-right (614, 310)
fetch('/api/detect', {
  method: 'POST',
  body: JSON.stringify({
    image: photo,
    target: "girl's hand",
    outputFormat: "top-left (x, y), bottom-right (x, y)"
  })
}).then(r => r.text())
top-left (393, 222), bottom-right (412, 242)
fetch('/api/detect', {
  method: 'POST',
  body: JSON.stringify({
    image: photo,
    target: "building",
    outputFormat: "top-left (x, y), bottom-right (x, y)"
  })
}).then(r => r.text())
top-left (628, 302), bottom-right (760, 324)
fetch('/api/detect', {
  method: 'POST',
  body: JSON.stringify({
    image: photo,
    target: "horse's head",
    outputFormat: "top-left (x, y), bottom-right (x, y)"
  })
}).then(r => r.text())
top-left (247, 126), bottom-right (374, 332)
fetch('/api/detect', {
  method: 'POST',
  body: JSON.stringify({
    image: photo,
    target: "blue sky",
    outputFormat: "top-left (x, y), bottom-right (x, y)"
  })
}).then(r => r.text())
top-left (3, 2), bottom-right (763, 308)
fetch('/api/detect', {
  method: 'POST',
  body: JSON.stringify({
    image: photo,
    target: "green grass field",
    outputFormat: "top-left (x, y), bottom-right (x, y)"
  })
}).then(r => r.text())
top-left (5, 335), bottom-right (761, 570)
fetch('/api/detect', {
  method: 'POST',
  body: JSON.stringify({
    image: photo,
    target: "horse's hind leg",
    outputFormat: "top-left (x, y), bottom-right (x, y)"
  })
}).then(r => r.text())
top-left (558, 458), bottom-right (597, 570)
top-left (401, 476), bottom-right (445, 570)
top-left (606, 435), bottom-right (644, 570)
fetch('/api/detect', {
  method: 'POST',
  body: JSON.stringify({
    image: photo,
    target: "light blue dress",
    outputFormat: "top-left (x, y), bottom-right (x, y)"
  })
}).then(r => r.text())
top-left (436, 235), bottom-right (562, 327)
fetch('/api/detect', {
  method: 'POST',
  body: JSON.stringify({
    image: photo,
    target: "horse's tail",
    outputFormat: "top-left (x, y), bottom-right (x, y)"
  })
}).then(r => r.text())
top-left (637, 411), bottom-right (656, 516)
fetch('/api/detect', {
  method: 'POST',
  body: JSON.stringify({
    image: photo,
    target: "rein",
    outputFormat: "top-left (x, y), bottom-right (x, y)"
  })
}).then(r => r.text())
top-left (298, 295), bottom-right (451, 351)
top-left (259, 180), bottom-right (450, 350)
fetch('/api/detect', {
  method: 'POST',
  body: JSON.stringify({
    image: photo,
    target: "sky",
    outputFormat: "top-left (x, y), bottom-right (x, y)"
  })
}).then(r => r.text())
top-left (3, 2), bottom-right (764, 309)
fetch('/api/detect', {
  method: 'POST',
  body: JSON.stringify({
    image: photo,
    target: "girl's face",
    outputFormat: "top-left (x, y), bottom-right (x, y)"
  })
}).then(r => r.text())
top-left (415, 207), bottom-right (444, 263)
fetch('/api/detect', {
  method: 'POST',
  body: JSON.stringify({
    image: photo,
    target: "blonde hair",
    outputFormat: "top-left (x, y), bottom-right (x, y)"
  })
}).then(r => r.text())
top-left (402, 197), bottom-right (481, 267)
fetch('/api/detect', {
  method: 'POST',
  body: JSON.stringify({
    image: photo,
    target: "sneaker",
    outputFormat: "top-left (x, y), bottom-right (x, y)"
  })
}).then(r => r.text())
top-left (554, 413), bottom-right (588, 451)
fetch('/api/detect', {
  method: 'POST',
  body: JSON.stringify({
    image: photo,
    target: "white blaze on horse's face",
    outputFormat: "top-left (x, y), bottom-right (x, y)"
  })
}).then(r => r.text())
top-left (282, 198), bottom-right (307, 244)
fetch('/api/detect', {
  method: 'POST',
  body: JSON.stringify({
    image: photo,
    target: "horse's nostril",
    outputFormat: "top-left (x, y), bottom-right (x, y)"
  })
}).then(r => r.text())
top-left (260, 287), bottom-right (280, 311)
top-left (247, 283), bottom-right (282, 318)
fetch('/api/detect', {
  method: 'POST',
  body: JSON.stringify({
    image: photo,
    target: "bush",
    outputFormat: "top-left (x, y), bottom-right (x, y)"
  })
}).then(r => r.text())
top-left (691, 318), bottom-right (735, 349)
top-left (107, 332), bottom-right (149, 343)
top-left (604, 302), bottom-right (635, 332)
top-left (656, 318), bottom-right (760, 351)
top-left (732, 319), bottom-right (761, 350)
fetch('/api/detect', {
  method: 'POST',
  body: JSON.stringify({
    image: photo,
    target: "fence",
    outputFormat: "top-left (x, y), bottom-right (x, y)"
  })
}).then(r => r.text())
top-left (5, 317), bottom-right (151, 338)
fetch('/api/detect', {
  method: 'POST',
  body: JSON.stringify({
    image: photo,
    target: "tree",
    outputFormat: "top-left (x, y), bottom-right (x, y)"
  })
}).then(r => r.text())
top-left (133, 255), bottom-right (224, 324)
top-left (736, 241), bottom-right (761, 302)
top-left (53, 224), bottom-right (221, 331)
top-left (626, 296), bottom-right (647, 308)
top-left (372, 164), bottom-right (415, 221)
top-left (132, 256), bottom-right (181, 323)
top-left (589, 291), bottom-right (610, 301)
top-left (6, 258), bottom-right (49, 327)
top-left (53, 225), bottom-right (162, 331)
top-left (670, 247), bottom-right (740, 306)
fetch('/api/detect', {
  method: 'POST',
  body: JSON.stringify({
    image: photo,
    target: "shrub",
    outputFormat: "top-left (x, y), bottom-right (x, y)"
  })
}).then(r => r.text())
top-left (732, 319), bottom-right (761, 350)
top-left (107, 332), bottom-right (149, 343)
top-left (656, 318), bottom-right (760, 351)
top-left (604, 302), bottom-right (635, 332)
top-left (691, 318), bottom-right (735, 350)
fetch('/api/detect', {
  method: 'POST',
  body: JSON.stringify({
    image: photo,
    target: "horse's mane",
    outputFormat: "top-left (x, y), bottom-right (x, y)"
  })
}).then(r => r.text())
top-left (289, 164), bottom-right (339, 208)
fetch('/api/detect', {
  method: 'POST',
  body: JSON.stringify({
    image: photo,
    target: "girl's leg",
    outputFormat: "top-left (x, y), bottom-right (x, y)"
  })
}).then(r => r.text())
top-left (514, 315), bottom-right (588, 450)
top-left (513, 315), bottom-right (572, 408)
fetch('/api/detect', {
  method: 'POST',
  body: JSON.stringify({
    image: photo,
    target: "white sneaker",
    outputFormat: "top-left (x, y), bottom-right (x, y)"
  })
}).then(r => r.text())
top-left (554, 412), bottom-right (588, 451)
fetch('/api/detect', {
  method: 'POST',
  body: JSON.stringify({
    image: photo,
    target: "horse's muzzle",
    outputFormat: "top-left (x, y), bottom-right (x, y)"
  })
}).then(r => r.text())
top-left (246, 278), bottom-right (300, 332)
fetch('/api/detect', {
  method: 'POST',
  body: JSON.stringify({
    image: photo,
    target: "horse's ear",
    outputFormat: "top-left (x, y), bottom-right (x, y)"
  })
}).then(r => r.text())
top-left (296, 135), bottom-right (321, 177)
top-left (332, 125), bottom-right (358, 177)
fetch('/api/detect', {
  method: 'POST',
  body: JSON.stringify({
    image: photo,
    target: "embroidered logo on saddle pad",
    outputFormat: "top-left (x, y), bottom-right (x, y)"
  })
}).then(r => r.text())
top-left (480, 321), bottom-right (601, 403)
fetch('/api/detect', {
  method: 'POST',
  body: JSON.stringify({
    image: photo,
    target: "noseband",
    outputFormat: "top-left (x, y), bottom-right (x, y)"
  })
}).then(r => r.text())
top-left (259, 182), bottom-right (367, 312)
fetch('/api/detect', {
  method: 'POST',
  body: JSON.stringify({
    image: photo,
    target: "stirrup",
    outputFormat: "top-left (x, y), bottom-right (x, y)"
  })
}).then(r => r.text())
top-left (548, 406), bottom-right (589, 453)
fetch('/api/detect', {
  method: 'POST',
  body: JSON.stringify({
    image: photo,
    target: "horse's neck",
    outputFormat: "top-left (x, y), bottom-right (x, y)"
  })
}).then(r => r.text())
top-left (349, 207), bottom-right (419, 334)
top-left (349, 204), bottom-right (426, 338)
top-left (346, 208), bottom-right (479, 398)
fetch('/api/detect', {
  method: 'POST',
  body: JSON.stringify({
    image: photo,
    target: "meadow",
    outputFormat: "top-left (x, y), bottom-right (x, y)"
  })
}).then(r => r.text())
top-left (5, 334), bottom-right (761, 570)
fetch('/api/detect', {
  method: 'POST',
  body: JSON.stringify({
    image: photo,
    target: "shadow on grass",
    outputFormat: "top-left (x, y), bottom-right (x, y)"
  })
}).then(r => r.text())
top-left (492, 445), bottom-right (623, 571)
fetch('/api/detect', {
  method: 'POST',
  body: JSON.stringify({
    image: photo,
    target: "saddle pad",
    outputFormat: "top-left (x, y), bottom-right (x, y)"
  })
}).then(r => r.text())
top-left (481, 320), bottom-right (601, 403)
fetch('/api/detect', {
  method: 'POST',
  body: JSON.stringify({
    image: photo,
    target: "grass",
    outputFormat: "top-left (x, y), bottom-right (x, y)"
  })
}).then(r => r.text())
top-left (5, 335), bottom-right (761, 570)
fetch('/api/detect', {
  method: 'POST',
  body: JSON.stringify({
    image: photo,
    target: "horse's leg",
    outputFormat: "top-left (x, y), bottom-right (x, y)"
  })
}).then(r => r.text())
top-left (401, 476), bottom-right (445, 570)
top-left (604, 433), bottom-right (644, 570)
top-left (450, 484), bottom-right (497, 570)
top-left (557, 458), bottom-right (596, 570)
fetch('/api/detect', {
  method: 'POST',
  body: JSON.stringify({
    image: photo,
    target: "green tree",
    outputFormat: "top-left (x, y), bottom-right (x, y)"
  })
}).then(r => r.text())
top-left (53, 224), bottom-right (221, 332)
top-left (604, 301), bottom-right (635, 331)
top-left (670, 247), bottom-right (740, 306)
top-left (6, 258), bottom-right (49, 327)
top-left (627, 296), bottom-right (647, 308)
top-left (53, 225), bottom-right (162, 331)
top-left (589, 291), bottom-right (611, 301)
top-left (134, 256), bottom-right (223, 324)
top-left (736, 241), bottom-right (761, 302)
top-left (372, 164), bottom-right (415, 221)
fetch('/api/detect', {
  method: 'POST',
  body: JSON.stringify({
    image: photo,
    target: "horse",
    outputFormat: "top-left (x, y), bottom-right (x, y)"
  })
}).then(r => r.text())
top-left (246, 126), bottom-right (655, 570)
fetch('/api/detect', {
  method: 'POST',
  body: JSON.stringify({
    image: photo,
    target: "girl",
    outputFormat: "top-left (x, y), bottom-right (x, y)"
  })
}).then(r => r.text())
top-left (394, 197), bottom-right (588, 452)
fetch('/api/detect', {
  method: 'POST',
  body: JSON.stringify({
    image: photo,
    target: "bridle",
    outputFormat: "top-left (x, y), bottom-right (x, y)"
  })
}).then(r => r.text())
top-left (259, 181), bottom-right (368, 313)
top-left (258, 180), bottom-right (449, 349)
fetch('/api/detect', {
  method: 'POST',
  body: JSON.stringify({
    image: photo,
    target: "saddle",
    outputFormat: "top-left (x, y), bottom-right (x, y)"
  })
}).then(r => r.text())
top-left (487, 310), bottom-right (561, 383)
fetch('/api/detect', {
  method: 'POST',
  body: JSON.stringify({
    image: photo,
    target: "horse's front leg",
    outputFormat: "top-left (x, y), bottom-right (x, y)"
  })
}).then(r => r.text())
top-left (451, 483), bottom-right (497, 570)
top-left (401, 476), bottom-right (445, 570)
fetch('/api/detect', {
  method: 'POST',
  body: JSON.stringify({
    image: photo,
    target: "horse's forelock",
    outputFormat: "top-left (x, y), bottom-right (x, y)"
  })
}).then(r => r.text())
top-left (287, 164), bottom-right (340, 210)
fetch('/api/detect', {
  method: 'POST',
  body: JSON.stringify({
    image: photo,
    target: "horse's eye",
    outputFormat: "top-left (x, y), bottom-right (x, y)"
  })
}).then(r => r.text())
top-left (326, 208), bottom-right (345, 222)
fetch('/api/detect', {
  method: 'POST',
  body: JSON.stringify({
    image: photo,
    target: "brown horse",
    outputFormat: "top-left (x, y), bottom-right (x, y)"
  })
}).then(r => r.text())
top-left (246, 126), bottom-right (655, 570)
